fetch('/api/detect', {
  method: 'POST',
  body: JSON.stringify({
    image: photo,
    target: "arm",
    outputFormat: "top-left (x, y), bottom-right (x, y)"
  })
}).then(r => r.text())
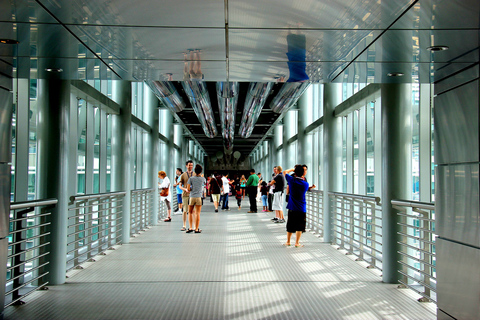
top-left (283, 168), bottom-right (294, 175)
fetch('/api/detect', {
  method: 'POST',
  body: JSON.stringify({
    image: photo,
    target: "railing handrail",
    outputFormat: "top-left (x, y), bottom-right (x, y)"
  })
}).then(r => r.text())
top-left (307, 189), bottom-right (323, 194)
top-left (131, 187), bottom-right (156, 192)
top-left (70, 191), bottom-right (127, 202)
top-left (10, 198), bottom-right (58, 210)
top-left (391, 199), bottom-right (435, 211)
top-left (329, 191), bottom-right (381, 205)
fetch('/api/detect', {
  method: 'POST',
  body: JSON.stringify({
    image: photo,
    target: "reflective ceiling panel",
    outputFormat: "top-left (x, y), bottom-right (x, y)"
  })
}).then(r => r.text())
top-left (68, 26), bottom-right (225, 60)
top-left (229, 0), bottom-right (415, 29)
top-left (1, 0), bottom-right (478, 158)
top-left (36, 0), bottom-right (225, 27)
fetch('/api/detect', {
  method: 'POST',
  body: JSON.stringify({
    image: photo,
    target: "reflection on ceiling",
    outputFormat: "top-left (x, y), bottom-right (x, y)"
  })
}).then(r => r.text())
top-left (1, 0), bottom-right (479, 160)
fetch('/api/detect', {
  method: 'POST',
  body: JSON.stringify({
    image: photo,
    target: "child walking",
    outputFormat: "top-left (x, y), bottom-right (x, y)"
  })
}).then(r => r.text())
top-left (260, 181), bottom-right (269, 212)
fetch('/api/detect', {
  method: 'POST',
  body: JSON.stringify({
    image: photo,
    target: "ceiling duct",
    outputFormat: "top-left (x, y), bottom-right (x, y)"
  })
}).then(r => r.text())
top-left (238, 82), bottom-right (274, 138)
top-left (216, 81), bottom-right (239, 152)
top-left (270, 82), bottom-right (310, 114)
top-left (145, 80), bottom-right (186, 112)
top-left (181, 81), bottom-right (218, 138)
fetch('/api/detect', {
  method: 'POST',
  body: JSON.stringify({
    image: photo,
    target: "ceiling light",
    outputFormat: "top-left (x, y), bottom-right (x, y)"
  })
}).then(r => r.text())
top-left (45, 68), bottom-right (63, 73)
top-left (0, 39), bottom-right (19, 44)
top-left (426, 45), bottom-right (449, 52)
top-left (387, 72), bottom-right (404, 77)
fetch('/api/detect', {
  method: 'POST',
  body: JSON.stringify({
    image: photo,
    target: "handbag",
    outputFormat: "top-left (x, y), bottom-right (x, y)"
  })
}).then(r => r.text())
top-left (160, 188), bottom-right (169, 197)
top-left (160, 181), bottom-right (170, 197)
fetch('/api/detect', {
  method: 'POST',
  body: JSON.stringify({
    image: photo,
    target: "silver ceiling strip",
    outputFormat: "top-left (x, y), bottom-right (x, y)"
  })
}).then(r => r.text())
top-left (216, 81), bottom-right (239, 153)
top-left (238, 82), bottom-right (273, 138)
top-left (145, 80), bottom-right (186, 113)
top-left (181, 81), bottom-right (218, 138)
top-left (270, 82), bottom-right (310, 114)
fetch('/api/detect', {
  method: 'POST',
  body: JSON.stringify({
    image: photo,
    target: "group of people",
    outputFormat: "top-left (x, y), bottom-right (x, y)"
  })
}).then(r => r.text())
top-left (159, 160), bottom-right (205, 233)
top-left (158, 161), bottom-right (316, 247)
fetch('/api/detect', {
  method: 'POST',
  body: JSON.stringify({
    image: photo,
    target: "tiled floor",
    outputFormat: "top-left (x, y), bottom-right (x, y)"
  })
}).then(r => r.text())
top-left (4, 200), bottom-right (437, 319)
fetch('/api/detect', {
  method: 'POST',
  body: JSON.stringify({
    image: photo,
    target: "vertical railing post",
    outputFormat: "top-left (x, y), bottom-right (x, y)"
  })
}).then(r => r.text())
top-left (11, 209), bottom-right (28, 303)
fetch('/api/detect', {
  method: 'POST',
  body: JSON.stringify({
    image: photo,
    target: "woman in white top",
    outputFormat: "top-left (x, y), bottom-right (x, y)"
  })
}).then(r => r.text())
top-left (158, 171), bottom-right (172, 222)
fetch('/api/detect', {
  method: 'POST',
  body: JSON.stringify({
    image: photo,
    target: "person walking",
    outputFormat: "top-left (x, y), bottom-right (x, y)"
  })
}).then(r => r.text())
top-left (283, 165), bottom-right (309, 247)
top-left (179, 160), bottom-right (194, 231)
top-left (158, 171), bottom-right (172, 222)
top-left (209, 174), bottom-right (222, 212)
top-left (260, 181), bottom-right (269, 212)
top-left (221, 173), bottom-right (232, 211)
top-left (270, 165), bottom-right (286, 223)
top-left (246, 169), bottom-right (259, 213)
top-left (186, 164), bottom-right (206, 233)
top-left (173, 168), bottom-right (183, 214)
top-left (240, 175), bottom-right (247, 199)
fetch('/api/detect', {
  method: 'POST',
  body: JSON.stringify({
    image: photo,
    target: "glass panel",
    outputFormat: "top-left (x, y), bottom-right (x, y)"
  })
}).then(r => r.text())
top-left (366, 101), bottom-right (375, 196)
top-left (342, 117), bottom-right (347, 192)
top-left (28, 79), bottom-right (38, 201)
top-left (11, 91), bottom-right (16, 201)
top-left (106, 114), bottom-right (112, 192)
top-left (353, 110), bottom-right (359, 193)
top-left (412, 83), bottom-right (420, 200)
top-left (93, 107), bottom-right (100, 193)
top-left (77, 99), bottom-right (87, 194)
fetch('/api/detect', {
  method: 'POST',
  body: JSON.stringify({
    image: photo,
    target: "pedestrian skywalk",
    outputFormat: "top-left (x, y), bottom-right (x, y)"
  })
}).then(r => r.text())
top-left (4, 200), bottom-right (436, 319)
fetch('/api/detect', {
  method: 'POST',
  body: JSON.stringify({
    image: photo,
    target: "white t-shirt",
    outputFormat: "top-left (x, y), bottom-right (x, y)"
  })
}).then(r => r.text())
top-left (221, 177), bottom-right (230, 194)
top-left (158, 176), bottom-right (171, 201)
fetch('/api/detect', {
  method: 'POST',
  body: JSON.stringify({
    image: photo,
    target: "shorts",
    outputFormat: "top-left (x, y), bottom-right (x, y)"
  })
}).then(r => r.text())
top-left (189, 197), bottom-right (202, 206)
top-left (272, 192), bottom-right (284, 210)
top-left (286, 209), bottom-right (306, 233)
top-left (212, 194), bottom-right (221, 203)
top-left (177, 194), bottom-right (183, 204)
top-left (182, 194), bottom-right (190, 213)
top-left (261, 195), bottom-right (268, 206)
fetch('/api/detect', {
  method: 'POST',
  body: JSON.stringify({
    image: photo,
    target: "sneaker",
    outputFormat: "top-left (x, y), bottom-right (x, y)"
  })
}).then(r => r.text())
top-left (271, 217), bottom-right (278, 221)
top-left (275, 219), bottom-right (285, 223)
top-left (215, 209), bottom-right (218, 212)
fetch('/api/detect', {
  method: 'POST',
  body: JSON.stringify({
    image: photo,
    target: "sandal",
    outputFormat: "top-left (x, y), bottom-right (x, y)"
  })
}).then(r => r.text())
top-left (294, 244), bottom-right (304, 247)
top-left (283, 243), bottom-right (291, 247)
top-left (164, 218), bottom-right (171, 222)
top-left (180, 227), bottom-right (186, 231)
top-left (186, 229), bottom-right (194, 233)
top-left (195, 229), bottom-right (202, 233)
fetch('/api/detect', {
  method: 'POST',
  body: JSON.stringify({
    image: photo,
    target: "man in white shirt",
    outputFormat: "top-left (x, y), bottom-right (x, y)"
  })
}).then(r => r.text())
top-left (221, 173), bottom-right (232, 211)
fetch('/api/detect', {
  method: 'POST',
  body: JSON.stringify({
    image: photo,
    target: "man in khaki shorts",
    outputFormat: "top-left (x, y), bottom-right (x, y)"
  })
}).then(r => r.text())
top-left (179, 160), bottom-right (194, 231)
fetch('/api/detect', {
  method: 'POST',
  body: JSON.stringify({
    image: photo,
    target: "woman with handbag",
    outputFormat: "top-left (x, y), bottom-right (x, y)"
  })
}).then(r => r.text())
top-left (158, 171), bottom-right (172, 222)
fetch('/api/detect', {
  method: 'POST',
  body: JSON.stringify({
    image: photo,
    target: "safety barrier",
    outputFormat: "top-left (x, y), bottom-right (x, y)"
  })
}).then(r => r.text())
top-left (130, 188), bottom-right (154, 235)
top-left (392, 200), bottom-right (436, 303)
top-left (329, 192), bottom-right (383, 270)
top-left (67, 192), bottom-right (124, 271)
top-left (6, 199), bottom-right (57, 307)
top-left (305, 190), bottom-right (324, 237)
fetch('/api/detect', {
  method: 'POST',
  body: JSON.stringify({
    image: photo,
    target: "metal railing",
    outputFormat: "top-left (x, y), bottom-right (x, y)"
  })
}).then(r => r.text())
top-left (305, 190), bottom-right (324, 238)
top-left (67, 192), bottom-right (124, 271)
top-left (329, 192), bottom-right (383, 270)
top-left (392, 199), bottom-right (436, 303)
top-left (6, 199), bottom-right (57, 307)
top-left (130, 188), bottom-right (154, 235)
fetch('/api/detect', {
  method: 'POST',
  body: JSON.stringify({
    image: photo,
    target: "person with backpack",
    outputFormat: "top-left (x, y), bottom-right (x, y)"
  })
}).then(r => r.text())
top-left (209, 173), bottom-right (222, 213)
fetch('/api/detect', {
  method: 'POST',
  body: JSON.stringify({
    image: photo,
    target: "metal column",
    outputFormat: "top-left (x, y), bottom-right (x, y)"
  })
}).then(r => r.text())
top-left (111, 81), bottom-right (132, 244)
top-left (323, 83), bottom-right (343, 243)
top-left (380, 83), bottom-right (412, 283)
top-left (36, 79), bottom-right (71, 284)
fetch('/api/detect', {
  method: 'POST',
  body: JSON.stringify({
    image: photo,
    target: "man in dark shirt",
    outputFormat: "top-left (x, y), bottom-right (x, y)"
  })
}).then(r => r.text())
top-left (246, 169), bottom-right (259, 213)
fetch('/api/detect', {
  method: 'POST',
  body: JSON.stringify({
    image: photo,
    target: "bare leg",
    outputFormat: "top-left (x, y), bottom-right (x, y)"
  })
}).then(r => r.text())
top-left (285, 232), bottom-right (293, 246)
top-left (188, 205), bottom-right (194, 230)
top-left (294, 231), bottom-right (303, 247)
top-left (194, 205), bottom-right (202, 231)
top-left (279, 210), bottom-right (284, 220)
top-left (214, 201), bottom-right (218, 210)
